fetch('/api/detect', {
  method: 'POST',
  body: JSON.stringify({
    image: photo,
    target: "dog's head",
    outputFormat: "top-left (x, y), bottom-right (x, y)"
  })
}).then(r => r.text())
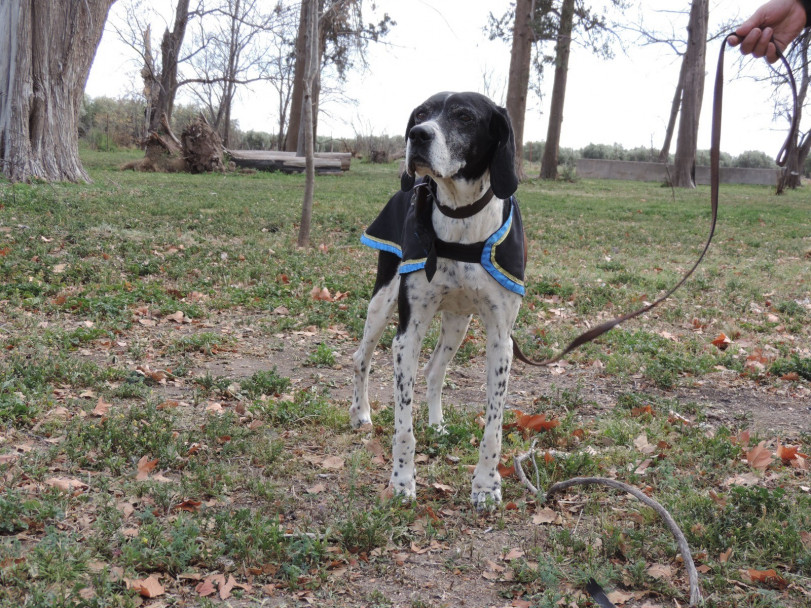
top-left (400, 92), bottom-right (517, 200)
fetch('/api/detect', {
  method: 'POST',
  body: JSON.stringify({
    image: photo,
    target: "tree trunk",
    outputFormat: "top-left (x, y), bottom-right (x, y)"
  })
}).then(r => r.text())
top-left (539, 0), bottom-right (574, 180)
top-left (506, 0), bottom-right (535, 180)
top-left (673, 0), bottom-right (708, 188)
top-left (146, 0), bottom-right (190, 134)
top-left (659, 52), bottom-right (687, 162)
top-left (286, 0), bottom-right (308, 153)
top-left (0, 0), bottom-right (116, 183)
top-left (297, 0), bottom-right (319, 248)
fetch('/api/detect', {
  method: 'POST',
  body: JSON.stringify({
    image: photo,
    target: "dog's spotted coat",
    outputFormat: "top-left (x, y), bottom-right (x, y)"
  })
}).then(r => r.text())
top-left (351, 92), bottom-right (524, 508)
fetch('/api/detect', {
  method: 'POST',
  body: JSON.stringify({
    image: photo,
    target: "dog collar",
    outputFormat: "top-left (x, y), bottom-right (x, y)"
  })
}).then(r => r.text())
top-left (416, 180), bottom-right (495, 219)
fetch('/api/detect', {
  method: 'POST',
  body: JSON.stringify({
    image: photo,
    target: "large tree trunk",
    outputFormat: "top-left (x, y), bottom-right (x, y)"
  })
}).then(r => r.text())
top-left (0, 0), bottom-right (116, 183)
top-left (506, 0), bottom-right (535, 180)
top-left (659, 52), bottom-right (687, 162)
top-left (539, 0), bottom-right (574, 180)
top-left (673, 0), bottom-right (708, 188)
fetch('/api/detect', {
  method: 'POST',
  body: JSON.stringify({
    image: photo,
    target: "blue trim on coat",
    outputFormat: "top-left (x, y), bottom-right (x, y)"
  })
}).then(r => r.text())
top-left (360, 233), bottom-right (403, 258)
top-left (481, 201), bottom-right (525, 296)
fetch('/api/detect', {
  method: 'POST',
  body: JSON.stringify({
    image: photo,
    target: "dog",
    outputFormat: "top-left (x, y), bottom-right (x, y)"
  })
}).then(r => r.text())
top-left (351, 92), bottom-right (525, 507)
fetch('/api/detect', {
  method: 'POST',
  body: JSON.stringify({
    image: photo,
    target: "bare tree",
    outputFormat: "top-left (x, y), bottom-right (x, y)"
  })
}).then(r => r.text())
top-left (187, 0), bottom-right (285, 147)
top-left (1, 0), bottom-right (117, 182)
top-left (673, 0), bottom-right (708, 188)
top-left (505, 0), bottom-right (536, 180)
top-left (111, 0), bottom-right (198, 137)
top-left (624, 9), bottom-right (734, 165)
top-left (489, 0), bottom-right (627, 181)
top-left (297, 0), bottom-right (319, 248)
top-left (286, 0), bottom-right (393, 153)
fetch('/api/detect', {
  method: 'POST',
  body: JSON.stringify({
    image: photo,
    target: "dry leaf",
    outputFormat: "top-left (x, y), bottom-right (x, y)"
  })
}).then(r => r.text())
top-left (503, 547), bottom-right (525, 561)
top-left (711, 333), bottom-right (731, 350)
top-left (129, 575), bottom-right (164, 598)
top-left (532, 507), bottom-right (560, 525)
top-left (136, 455), bottom-right (158, 481)
top-left (195, 578), bottom-right (217, 597)
top-left (173, 499), bottom-right (202, 513)
top-left (91, 397), bottom-right (111, 417)
top-left (46, 477), bottom-right (88, 493)
top-left (321, 455), bottom-right (344, 470)
top-left (745, 568), bottom-right (788, 590)
top-left (645, 563), bottom-right (672, 579)
top-left (746, 441), bottom-right (772, 472)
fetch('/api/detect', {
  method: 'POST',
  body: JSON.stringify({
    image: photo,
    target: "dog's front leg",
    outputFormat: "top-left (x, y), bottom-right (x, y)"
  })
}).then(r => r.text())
top-left (350, 272), bottom-right (400, 428)
top-left (471, 297), bottom-right (520, 508)
top-left (389, 276), bottom-right (437, 499)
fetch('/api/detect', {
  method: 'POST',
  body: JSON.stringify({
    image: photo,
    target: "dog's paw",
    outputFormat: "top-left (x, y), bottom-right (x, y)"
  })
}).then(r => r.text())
top-left (350, 416), bottom-right (373, 430)
top-left (349, 407), bottom-right (372, 429)
top-left (388, 475), bottom-right (416, 500)
top-left (471, 487), bottom-right (502, 511)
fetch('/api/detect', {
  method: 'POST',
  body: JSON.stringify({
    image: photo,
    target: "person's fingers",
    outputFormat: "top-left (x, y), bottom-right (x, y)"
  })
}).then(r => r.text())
top-left (739, 28), bottom-right (765, 54)
top-left (765, 42), bottom-right (780, 63)
top-left (752, 27), bottom-right (774, 57)
top-left (728, 34), bottom-right (741, 47)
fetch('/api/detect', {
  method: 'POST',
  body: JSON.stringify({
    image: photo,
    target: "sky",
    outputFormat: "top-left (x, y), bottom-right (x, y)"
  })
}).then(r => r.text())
top-left (85, 0), bottom-right (794, 157)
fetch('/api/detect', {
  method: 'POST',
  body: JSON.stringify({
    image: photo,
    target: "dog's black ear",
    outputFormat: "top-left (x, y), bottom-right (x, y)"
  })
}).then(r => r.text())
top-left (489, 106), bottom-right (518, 199)
top-left (400, 109), bottom-right (417, 191)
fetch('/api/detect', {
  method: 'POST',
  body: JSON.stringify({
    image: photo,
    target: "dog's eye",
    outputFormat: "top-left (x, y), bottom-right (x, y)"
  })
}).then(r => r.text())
top-left (456, 112), bottom-right (474, 124)
top-left (415, 110), bottom-right (428, 122)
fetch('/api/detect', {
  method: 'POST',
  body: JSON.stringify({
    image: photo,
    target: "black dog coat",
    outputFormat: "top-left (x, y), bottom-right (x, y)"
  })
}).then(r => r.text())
top-left (361, 178), bottom-right (526, 296)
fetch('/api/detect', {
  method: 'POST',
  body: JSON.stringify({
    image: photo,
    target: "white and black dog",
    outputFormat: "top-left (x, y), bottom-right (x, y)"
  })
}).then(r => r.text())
top-left (351, 92), bottom-right (525, 507)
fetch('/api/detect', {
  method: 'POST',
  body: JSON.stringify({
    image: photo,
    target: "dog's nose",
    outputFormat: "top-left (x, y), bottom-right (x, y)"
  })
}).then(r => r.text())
top-left (409, 124), bottom-right (434, 145)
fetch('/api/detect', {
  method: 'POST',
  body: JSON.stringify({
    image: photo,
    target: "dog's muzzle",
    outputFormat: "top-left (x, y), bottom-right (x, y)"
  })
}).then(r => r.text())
top-left (406, 124), bottom-right (435, 175)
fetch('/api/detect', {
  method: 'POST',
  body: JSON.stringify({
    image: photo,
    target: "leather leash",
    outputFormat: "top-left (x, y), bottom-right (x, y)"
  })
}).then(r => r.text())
top-left (514, 35), bottom-right (799, 369)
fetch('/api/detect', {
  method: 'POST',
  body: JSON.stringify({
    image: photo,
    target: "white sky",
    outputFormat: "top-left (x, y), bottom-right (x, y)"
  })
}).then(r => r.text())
top-left (86, 0), bottom-right (794, 157)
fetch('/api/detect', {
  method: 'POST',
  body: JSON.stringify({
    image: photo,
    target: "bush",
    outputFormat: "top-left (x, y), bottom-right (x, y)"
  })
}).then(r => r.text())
top-left (733, 149), bottom-right (776, 169)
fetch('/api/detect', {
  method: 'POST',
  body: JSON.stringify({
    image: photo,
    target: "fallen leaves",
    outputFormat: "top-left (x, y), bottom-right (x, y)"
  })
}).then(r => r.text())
top-left (744, 568), bottom-right (789, 590)
top-left (504, 409), bottom-right (559, 436)
top-left (745, 442), bottom-right (773, 472)
top-left (125, 574), bottom-right (164, 598)
top-left (45, 477), bottom-right (88, 494)
top-left (135, 455), bottom-right (158, 481)
top-left (711, 332), bottom-right (732, 350)
top-left (310, 286), bottom-right (349, 303)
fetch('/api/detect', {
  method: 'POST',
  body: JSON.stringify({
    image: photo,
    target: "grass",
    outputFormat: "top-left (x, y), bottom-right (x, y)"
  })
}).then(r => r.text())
top-left (0, 148), bottom-right (809, 607)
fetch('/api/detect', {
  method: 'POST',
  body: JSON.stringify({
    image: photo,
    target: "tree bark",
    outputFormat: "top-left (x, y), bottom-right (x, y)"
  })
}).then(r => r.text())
top-left (659, 52), bottom-right (687, 162)
top-left (673, 0), bottom-right (708, 188)
top-left (297, 0), bottom-right (318, 248)
top-left (285, 0), bottom-right (308, 153)
top-left (0, 0), bottom-right (117, 183)
top-left (539, 0), bottom-right (574, 180)
top-left (506, 0), bottom-right (535, 180)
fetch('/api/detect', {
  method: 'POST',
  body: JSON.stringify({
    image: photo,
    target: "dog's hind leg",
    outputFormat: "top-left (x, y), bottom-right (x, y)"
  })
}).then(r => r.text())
top-left (350, 252), bottom-right (400, 428)
top-left (424, 312), bottom-right (471, 428)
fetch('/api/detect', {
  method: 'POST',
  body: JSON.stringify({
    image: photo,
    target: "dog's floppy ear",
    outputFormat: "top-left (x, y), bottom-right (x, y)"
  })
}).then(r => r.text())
top-left (489, 106), bottom-right (518, 199)
top-left (400, 109), bottom-right (417, 191)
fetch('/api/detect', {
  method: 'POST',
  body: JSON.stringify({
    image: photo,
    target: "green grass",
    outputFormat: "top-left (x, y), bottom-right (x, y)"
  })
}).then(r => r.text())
top-left (0, 150), bottom-right (809, 607)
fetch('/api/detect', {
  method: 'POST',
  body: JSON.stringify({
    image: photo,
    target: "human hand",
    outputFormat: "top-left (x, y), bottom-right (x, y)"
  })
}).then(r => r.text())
top-left (728, 0), bottom-right (807, 63)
